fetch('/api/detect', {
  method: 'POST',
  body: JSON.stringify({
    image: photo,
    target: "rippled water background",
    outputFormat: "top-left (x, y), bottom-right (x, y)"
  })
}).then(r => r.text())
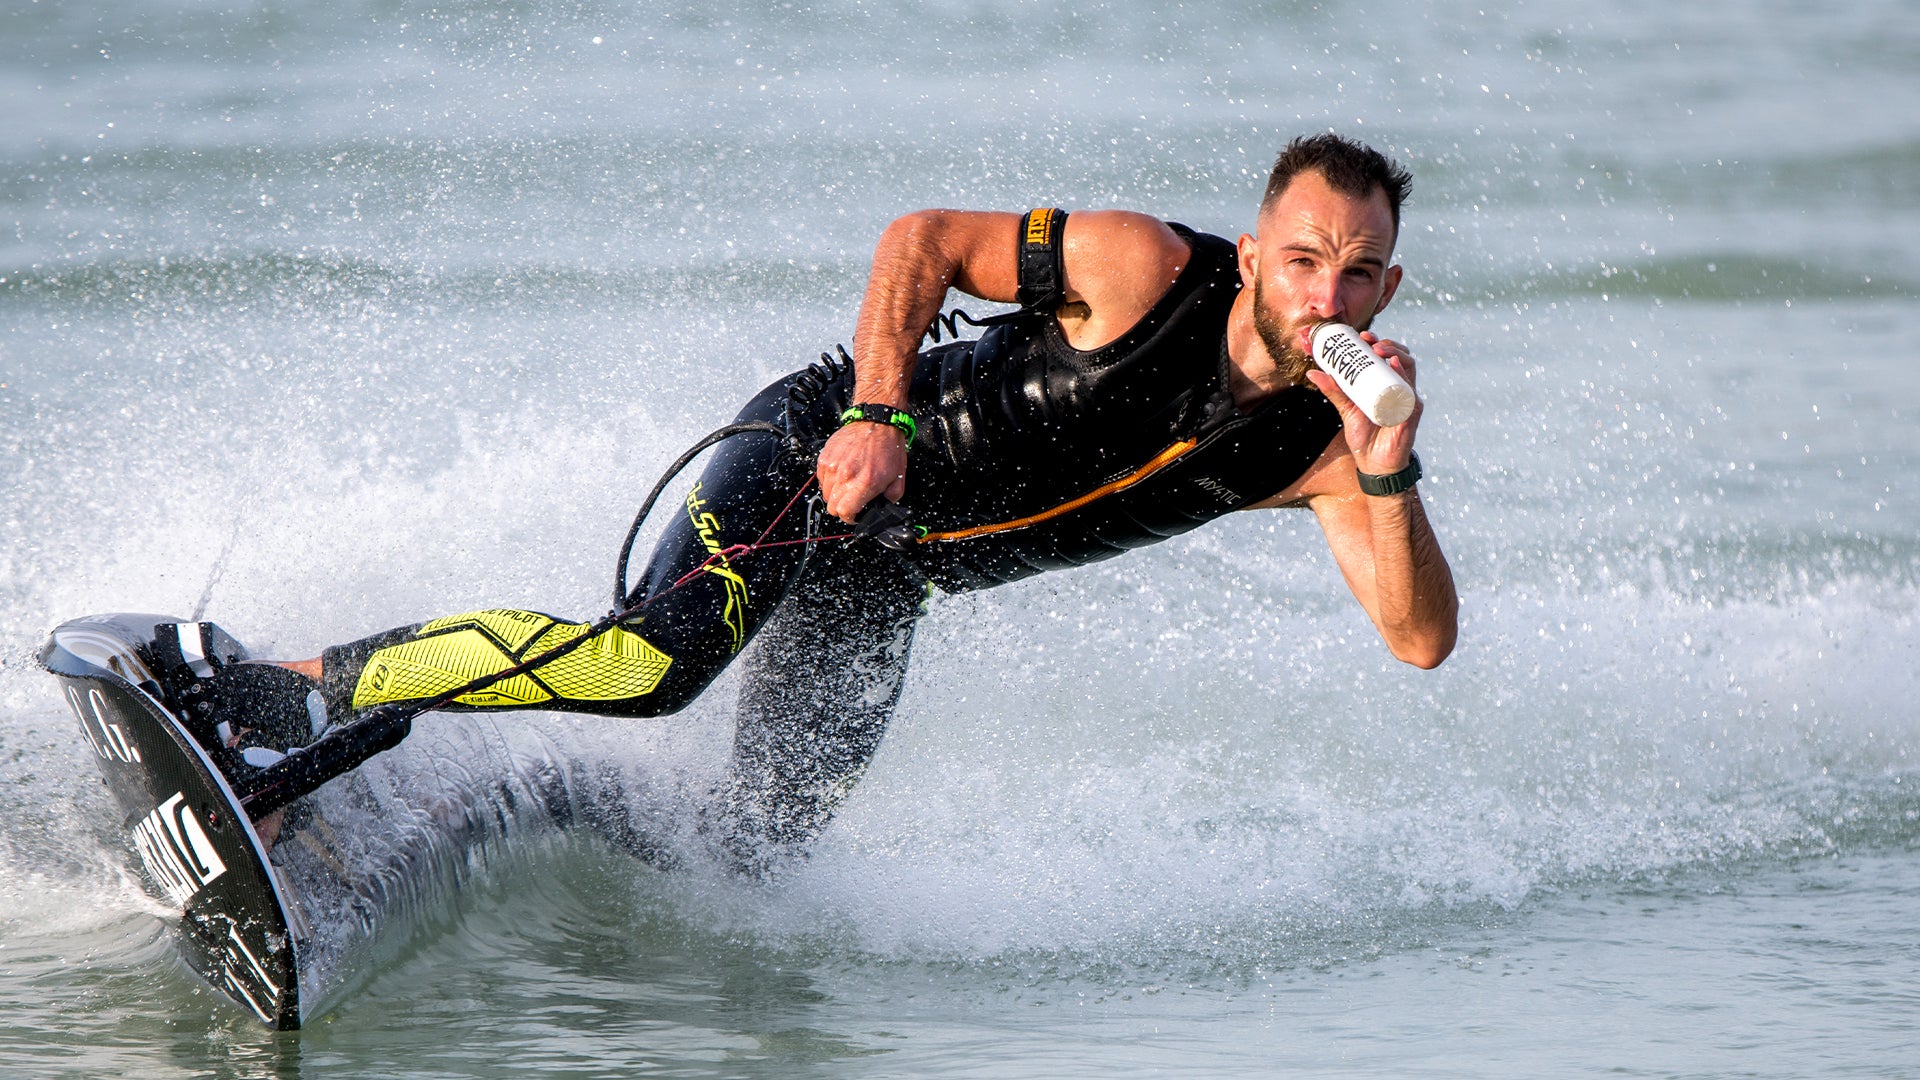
top-left (3, 1), bottom-right (1917, 1076)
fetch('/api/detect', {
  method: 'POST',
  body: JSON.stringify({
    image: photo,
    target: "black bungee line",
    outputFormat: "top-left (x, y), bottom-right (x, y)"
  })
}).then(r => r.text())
top-left (230, 326), bottom-right (974, 822)
top-left (611, 420), bottom-right (793, 611)
top-left (233, 416), bottom-right (885, 822)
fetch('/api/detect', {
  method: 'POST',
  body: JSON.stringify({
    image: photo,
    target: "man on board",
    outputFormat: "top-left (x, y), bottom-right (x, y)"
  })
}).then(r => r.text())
top-left (203, 133), bottom-right (1458, 871)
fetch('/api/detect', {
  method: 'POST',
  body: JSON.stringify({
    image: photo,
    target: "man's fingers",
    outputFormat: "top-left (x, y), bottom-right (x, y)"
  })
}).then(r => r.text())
top-left (817, 424), bottom-right (908, 521)
top-left (1306, 369), bottom-right (1361, 422)
top-left (1360, 332), bottom-right (1417, 386)
top-left (820, 467), bottom-right (885, 522)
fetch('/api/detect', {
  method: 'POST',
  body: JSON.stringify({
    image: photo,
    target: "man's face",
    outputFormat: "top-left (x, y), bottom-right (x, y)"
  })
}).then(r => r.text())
top-left (1239, 170), bottom-right (1403, 383)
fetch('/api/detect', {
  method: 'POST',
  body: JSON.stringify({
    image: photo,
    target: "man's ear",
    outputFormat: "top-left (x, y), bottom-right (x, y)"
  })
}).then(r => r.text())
top-left (1377, 263), bottom-right (1403, 314)
top-left (1236, 233), bottom-right (1259, 290)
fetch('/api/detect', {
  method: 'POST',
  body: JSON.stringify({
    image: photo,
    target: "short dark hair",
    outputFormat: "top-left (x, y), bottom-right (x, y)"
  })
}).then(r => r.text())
top-left (1261, 134), bottom-right (1413, 236)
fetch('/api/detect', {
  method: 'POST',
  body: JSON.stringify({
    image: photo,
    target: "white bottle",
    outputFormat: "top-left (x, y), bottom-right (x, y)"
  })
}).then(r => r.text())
top-left (1310, 322), bottom-right (1417, 427)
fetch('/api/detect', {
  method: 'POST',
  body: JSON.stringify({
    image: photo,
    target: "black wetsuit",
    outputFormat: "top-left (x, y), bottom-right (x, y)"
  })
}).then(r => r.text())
top-left (318, 223), bottom-right (1341, 869)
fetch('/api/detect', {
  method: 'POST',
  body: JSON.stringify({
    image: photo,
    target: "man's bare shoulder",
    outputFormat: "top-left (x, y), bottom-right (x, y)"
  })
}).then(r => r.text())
top-left (1058, 211), bottom-right (1192, 342)
top-left (1063, 211), bottom-right (1190, 280)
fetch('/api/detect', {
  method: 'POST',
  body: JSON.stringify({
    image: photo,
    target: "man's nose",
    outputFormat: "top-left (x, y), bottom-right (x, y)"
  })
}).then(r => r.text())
top-left (1305, 272), bottom-right (1343, 320)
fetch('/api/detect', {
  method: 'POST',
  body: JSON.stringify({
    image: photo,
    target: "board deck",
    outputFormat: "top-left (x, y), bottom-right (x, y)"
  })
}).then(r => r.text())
top-left (40, 614), bottom-right (307, 1029)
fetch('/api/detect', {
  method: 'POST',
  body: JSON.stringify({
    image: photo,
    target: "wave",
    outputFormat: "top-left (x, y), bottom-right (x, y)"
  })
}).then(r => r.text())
top-left (1410, 252), bottom-right (1911, 305)
top-left (0, 250), bottom-right (866, 316)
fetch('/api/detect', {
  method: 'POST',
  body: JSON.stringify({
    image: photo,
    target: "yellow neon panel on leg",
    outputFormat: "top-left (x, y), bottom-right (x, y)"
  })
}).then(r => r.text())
top-left (525, 622), bottom-right (673, 701)
top-left (351, 628), bottom-right (554, 709)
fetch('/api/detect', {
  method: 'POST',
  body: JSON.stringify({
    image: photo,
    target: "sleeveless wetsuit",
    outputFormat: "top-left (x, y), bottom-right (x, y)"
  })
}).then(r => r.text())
top-left (885, 225), bottom-right (1341, 590)
top-left (316, 221), bottom-right (1340, 870)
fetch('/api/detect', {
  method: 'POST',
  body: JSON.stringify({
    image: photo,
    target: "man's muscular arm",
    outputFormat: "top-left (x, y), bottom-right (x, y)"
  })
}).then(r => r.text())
top-left (816, 210), bottom-right (1020, 522)
top-left (1308, 467), bottom-right (1458, 669)
top-left (1251, 335), bottom-right (1458, 668)
top-left (816, 209), bottom-right (1189, 521)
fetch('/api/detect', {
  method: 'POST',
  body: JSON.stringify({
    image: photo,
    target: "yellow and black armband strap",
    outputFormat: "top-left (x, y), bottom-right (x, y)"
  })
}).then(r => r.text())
top-left (1016, 207), bottom-right (1069, 311)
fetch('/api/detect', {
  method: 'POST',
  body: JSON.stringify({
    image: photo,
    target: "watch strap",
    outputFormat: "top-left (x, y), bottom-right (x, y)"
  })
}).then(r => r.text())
top-left (1356, 451), bottom-right (1422, 496)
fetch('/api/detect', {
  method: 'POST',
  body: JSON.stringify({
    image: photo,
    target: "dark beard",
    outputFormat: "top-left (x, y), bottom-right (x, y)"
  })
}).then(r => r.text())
top-left (1251, 275), bottom-right (1314, 386)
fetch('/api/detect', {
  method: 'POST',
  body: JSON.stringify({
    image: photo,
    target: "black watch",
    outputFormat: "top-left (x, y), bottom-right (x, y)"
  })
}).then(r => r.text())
top-left (1356, 451), bottom-right (1422, 496)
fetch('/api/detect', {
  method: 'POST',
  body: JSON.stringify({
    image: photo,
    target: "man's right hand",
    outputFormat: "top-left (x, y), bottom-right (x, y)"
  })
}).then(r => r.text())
top-left (814, 206), bottom-right (1183, 525)
top-left (816, 420), bottom-right (909, 522)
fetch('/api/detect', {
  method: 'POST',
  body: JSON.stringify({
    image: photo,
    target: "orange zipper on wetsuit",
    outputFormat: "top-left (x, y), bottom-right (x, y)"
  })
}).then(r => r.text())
top-left (915, 437), bottom-right (1201, 543)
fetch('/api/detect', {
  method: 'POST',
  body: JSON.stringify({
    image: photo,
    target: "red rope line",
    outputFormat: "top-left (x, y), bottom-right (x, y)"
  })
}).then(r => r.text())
top-left (659, 476), bottom-right (849, 594)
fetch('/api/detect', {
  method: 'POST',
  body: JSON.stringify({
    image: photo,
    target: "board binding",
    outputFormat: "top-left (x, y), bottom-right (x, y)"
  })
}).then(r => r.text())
top-left (40, 613), bottom-right (307, 1029)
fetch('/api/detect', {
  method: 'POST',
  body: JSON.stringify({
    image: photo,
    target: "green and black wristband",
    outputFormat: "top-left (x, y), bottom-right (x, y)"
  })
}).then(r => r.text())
top-left (840, 403), bottom-right (917, 446)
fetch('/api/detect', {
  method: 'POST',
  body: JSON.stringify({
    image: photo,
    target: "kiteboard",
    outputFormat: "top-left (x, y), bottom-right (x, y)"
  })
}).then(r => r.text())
top-left (40, 613), bottom-right (306, 1029)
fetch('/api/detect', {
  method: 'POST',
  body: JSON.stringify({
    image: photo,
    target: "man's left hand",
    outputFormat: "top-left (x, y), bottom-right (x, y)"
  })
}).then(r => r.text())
top-left (1305, 331), bottom-right (1421, 476)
